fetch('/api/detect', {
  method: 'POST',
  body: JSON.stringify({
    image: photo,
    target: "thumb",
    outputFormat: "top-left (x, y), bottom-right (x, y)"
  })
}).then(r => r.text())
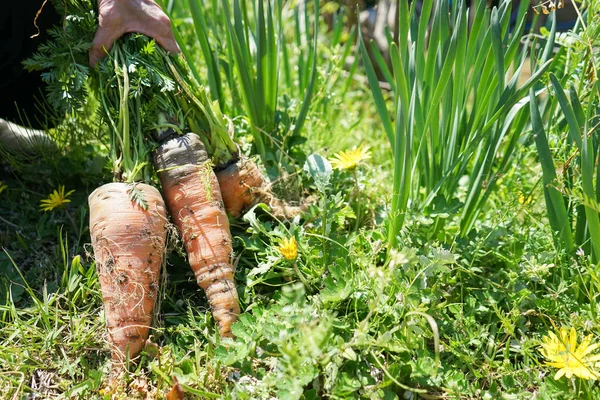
top-left (155, 34), bottom-right (180, 55)
top-left (89, 27), bottom-right (122, 66)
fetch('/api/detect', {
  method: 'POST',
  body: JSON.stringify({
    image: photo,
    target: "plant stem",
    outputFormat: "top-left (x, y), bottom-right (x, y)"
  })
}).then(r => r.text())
top-left (292, 261), bottom-right (312, 293)
top-left (322, 193), bottom-right (328, 266)
top-left (353, 169), bottom-right (362, 231)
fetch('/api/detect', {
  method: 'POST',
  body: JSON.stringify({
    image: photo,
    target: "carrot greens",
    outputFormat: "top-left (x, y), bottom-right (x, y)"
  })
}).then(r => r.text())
top-left (25, 0), bottom-right (239, 185)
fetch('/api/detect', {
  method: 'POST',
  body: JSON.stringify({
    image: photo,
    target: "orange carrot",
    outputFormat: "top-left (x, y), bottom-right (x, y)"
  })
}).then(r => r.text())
top-left (89, 182), bottom-right (167, 362)
top-left (215, 158), bottom-right (307, 219)
top-left (153, 133), bottom-right (240, 337)
top-left (214, 158), bottom-right (266, 218)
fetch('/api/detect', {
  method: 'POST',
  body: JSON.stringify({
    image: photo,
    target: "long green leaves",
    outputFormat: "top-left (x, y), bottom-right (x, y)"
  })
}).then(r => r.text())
top-left (172, 0), bottom-right (321, 167)
top-left (293, 0), bottom-right (319, 138)
top-left (538, 74), bottom-right (600, 260)
top-left (530, 87), bottom-right (574, 252)
top-left (361, 0), bottom-right (547, 246)
top-left (187, 0), bottom-right (222, 107)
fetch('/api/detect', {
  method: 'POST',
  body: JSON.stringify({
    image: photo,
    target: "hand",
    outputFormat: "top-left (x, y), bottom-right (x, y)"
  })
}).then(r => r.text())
top-left (89, 0), bottom-right (180, 66)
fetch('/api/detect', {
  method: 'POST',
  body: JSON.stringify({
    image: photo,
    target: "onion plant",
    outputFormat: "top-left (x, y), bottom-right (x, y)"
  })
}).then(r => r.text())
top-left (530, 3), bottom-right (600, 260)
top-left (533, 79), bottom-right (600, 260)
top-left (360, 0), bottom-right (552, 248)
top-left (168, 0), bottom-right (321, 166)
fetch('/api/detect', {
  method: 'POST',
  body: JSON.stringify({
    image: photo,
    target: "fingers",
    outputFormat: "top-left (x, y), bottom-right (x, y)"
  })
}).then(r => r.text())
top-left (89, 26), bottom-right (123, 66)
top-left (89, 0), bottom-right (180, 67)
top-left (155, 29), bottom-right (180, 55)
top-left (134, 15), bottom-right (180, 54)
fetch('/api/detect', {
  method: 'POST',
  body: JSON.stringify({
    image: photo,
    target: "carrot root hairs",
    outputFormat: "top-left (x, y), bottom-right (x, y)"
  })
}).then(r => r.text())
top-left (89, 182), bottom-right (167, 362)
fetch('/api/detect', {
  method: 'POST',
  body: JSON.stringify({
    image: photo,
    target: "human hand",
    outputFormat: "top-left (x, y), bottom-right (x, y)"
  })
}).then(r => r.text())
top-left (89, 0), bottom-right (180, 66)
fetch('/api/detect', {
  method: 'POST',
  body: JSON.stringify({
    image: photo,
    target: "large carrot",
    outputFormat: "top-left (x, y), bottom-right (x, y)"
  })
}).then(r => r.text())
top-left (89, 182), bottom-right (167, 361)
top-left (153, 133), bottom-right (240, 337)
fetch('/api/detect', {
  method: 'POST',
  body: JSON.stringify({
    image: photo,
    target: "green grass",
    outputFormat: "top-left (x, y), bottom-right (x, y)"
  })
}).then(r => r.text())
top-left (2, 0), bottom-right (600, 399)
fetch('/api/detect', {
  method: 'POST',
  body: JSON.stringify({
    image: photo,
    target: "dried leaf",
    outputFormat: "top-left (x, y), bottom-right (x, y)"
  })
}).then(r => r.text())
top-left (142, 337), bottom-right (160, 358)
top-left (166, 376), bottom-right (184, 400)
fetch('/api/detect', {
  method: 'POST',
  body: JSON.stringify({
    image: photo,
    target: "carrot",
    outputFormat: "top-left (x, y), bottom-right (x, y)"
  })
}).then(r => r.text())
top-left (153, 133), bottom-right (240, 337)
top-left (214, 158), bottom-right (266, 218)
top-left (160, 55), bottom-right (309, 221)
top-left (89, 182), bottom-right (167, 362)
top-left (215, 158), bottom-right (308, 219)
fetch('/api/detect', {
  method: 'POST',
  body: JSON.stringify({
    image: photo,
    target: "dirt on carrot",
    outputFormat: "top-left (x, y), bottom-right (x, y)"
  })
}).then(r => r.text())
top-left (154, 133), bottom-right (240, 337)
top-left (88, 182), bottom-right (167, 362)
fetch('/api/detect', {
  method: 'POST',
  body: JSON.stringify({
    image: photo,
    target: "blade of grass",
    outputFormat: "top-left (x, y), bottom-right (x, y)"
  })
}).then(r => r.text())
top-left (490, 8), bottom-right (505, 96)
top-left (188, 0), bottom-right (223, 108)
top-left (530, 87), bottom-right (574, 252)
top-left (293, 0), bottom-right (319, 137)
top-left (358, 27), bottom-right (394, 148)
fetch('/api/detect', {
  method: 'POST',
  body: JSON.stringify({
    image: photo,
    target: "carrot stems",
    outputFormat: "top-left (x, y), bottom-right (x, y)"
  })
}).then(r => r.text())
top-left (163, 54), bottom-right (237, 166)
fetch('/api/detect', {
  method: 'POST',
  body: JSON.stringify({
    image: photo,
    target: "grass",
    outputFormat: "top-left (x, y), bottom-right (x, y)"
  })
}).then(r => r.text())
top-left (2, 0), bottom-right (600, 398)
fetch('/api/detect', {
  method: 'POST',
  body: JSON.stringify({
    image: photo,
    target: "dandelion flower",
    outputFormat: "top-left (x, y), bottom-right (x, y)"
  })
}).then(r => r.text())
top-left (539, 327), bottom-right (600, 380)
top-left (40, 185), bottom-right (74, 212)
top-left (0, 181), bottom-right (7, 195)
top-left (278, 237), bottom-right (298, 260)
top-left (518, 192), bottom-right (532, 205)
top-left (330, 147), bottom-right (371, 170)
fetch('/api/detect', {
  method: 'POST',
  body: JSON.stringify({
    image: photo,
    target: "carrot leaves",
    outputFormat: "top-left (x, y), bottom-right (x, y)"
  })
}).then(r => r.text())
top-left (25, 0), bottom-right (238, 184)
top-left (127, 183), bottom-right (149, 211)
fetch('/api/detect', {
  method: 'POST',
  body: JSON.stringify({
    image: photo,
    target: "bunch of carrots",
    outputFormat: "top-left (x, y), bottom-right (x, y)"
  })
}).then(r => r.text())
top-left (27, 0), bottom-right (302, 363)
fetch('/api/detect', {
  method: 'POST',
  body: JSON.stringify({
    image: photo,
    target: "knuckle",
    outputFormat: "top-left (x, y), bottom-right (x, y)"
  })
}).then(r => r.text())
top-left (158, 14), bottom-right (171, 25)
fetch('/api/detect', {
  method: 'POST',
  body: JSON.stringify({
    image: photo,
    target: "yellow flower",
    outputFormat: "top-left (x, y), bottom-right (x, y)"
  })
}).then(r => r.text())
top-left (539, 327), bottom-right (600, 380)
top-left (329, 147), bottom-right (371, 170)
top-left (40, 185), bottom-right (75, 212)
top-left (518, 192), bottom-right (532, 205)
top-left (0, 181), bottom-right (7, 195)
top-left (278, 237), bottom-right (298, 260)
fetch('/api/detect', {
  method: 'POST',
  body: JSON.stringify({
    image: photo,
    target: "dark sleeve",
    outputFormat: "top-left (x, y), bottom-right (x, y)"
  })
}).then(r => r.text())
top-left (0, 1), bottom-right (60, 129)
